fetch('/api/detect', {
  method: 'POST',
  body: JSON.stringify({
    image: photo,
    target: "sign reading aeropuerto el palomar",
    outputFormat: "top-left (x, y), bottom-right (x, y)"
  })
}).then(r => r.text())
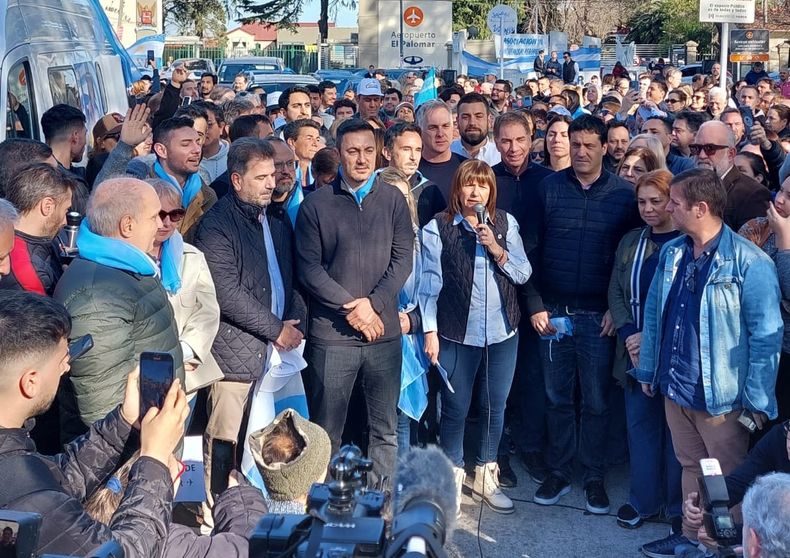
top-left (377, 0), bottom-right (453, 69)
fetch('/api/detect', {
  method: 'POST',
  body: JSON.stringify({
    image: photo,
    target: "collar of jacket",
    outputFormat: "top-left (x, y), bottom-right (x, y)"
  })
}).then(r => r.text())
top-left (0, 426), bottom-right (35, 454)
top-left (14, 230), bottom-right (55, 245)
top-left (665, 224), bottom-right (734, 270)
top-left (230, 191), bottom-right (265, 223)
top-left (494, 161), bottom-right (538, 179)
top-left (563, 166), bottom-right (612, 191)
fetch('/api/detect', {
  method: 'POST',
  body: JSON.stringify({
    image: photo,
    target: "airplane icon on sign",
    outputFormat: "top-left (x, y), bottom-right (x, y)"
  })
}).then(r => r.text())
top-left (404, 6), bottom-right (423, 26)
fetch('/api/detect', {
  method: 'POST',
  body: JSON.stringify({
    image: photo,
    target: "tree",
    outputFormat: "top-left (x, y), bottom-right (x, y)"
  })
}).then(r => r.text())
top-left (626, 0), bottom-right (714, 50)
top-left (164, 0), bottom-right (228, 39)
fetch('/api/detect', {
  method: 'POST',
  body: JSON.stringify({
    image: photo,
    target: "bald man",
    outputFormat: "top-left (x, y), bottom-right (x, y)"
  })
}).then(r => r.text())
top-left (692, 121), bottom-right (771, 231)
top-left (54, 178), bottom-right (184, 443)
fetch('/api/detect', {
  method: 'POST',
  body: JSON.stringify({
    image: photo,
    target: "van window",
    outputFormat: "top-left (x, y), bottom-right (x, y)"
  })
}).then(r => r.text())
top-left (6, 61), bottom-right (37, 140)
top-left (94, 64), bottom-right (108, 113)
top-left (47, 67), bottom-right (81, 108)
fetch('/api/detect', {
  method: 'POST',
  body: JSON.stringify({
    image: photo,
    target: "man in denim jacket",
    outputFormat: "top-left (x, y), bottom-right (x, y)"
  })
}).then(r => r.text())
top-left (633, 168), bottom-right (783, 558)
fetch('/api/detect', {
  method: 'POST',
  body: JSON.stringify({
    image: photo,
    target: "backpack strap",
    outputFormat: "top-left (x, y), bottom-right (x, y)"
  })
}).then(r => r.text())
top-left (0, 453), bottom-right (63, 508)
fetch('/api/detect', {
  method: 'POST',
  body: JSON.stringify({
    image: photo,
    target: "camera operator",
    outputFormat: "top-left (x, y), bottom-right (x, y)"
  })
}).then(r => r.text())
top-left (0, 291), bottom-right (189, 558)
top-left (680, 421), bottom-right (790, 555)
top-left (84, 455), bottom-right (267, 558)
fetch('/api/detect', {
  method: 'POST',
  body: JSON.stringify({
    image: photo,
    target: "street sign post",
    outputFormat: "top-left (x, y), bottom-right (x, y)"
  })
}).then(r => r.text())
top-left (487, 4), bottom-right (517, 79)
top-left (699, 0), bottom-right (755, 90)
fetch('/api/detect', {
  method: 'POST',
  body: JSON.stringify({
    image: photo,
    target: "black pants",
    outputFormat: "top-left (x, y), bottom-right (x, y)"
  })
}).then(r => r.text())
top-left (304, 338), bottom-right (402, 485)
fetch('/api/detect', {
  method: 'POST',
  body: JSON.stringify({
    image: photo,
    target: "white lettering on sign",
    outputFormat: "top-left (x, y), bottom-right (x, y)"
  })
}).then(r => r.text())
top-left (378, 0), bottom-right (453, 68)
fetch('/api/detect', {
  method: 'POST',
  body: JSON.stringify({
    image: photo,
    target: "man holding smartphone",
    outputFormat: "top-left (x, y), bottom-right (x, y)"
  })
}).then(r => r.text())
top-left (0, 291), bottom-right (189, 558)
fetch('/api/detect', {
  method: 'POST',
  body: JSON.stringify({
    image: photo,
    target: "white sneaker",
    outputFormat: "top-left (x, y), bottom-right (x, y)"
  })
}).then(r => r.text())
top-left (472, 462), bottom-right (514, 514)
top-left (452, 466), bottom-right (466, 518)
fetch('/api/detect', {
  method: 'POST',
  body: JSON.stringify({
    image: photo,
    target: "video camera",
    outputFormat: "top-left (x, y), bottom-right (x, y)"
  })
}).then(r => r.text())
top-left (697, 458), bottom-right (740, 558)
top-left (56, 211), bottom-right (82, 262)
top-left (249, 445), bottom-right (453, 558)
top-left (0, 510), bottom-right (122, 558)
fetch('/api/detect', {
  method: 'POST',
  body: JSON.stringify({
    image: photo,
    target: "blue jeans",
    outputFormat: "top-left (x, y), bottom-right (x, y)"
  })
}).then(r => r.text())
top-left (397, 410), bottom-right (416, 457)
top-left (540, 307), bottom-right (614, 483)
top-left (439, 334), bottom-right (519, 467)
top-left (625, 378), bottom-right (683, 518)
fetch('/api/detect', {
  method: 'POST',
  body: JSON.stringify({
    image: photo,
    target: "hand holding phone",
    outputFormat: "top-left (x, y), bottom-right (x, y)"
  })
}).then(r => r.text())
top-left (140, 379), bottom-right (188, 465)
top-left (140, 351), bottom-right (175, 419)
top-left (210, 439), bottom-right (237, 497)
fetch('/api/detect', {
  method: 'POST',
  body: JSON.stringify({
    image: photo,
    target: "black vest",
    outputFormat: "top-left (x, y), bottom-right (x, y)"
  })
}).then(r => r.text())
top-left (563, 60), bottom-right (576, 83)
top-left (435, 209), bottom-right (521, 344)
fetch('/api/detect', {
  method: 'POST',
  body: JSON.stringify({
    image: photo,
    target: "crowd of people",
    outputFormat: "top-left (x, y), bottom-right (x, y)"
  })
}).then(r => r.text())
top-left (0, 57), bottom-right (790, 558)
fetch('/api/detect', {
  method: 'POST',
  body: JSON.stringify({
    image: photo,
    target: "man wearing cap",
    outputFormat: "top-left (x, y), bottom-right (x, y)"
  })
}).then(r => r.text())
top-left (92, 114), bottom-right (124, 156)
top-left (356, 78), bottom-right (385, 120)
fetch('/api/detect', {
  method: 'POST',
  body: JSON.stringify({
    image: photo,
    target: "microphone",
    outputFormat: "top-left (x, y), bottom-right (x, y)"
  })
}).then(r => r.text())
top-left (473, 203), bottom-right (486, 227)
top-left (391, 445), bottom-right (456, 555)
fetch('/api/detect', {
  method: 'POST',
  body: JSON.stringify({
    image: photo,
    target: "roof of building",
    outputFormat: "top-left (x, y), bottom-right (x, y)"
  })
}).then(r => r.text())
top-left (227, 23), bottom-right (278, 41)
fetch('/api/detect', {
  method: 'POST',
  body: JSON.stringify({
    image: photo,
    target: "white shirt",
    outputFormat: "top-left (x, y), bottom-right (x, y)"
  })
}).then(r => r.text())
top-left (450, 138), bottom-right (501, 166)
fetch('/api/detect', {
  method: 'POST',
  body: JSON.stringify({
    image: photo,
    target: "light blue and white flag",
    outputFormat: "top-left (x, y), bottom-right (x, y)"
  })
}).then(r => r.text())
top-left (414, 68), bottom-right (438, 108)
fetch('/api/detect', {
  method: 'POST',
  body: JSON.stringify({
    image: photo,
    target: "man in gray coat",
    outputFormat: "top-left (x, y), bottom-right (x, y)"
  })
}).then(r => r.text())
top-left (54, 178), bottom-right (183, 443)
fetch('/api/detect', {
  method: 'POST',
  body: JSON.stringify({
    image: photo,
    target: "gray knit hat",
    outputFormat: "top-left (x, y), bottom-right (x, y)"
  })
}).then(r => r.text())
top-left (248, 409), bottom-right (332, 501)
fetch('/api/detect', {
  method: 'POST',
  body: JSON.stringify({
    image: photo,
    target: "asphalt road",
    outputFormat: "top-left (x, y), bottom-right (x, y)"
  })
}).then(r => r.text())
top-left (446, 459), bottom-right (669, 558)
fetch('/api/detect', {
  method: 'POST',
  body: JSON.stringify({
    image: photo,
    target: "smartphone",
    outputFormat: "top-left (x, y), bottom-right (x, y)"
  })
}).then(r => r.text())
top-left (210, 438), bottom-right (237, 496)
top-left (739, 105), bottom-right (754, 137)
top-left (181, 96), bottom-right (192, 107)
top-left (521, 95), bottom-right (533, 108)
top-left (147, 49), bottom-right (155, 63)
top-left (68, 334), bottom-right (93, 362)
top-left (139, 351), bottom-right (175, 419)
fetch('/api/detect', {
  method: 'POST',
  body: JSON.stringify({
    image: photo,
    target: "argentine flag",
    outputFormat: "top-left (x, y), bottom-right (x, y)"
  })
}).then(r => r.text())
top-left (414, 67), bottom-right (438, 108)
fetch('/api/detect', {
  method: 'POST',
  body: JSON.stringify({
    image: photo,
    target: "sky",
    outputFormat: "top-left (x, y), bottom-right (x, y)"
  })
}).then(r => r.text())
top-left (297, 0), bottom-right (357, 27)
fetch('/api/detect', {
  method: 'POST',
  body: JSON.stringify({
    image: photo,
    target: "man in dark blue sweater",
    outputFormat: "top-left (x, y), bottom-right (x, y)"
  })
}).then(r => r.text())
top-left (295, 119), bottom-right (414, 484)
top-left (527, 115), bottom-right (638, 514)
top-left (492, 111), bottom-right (554, 486)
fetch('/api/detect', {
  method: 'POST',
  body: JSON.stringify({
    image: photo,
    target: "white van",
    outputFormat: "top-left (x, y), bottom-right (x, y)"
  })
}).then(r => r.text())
top-left (1, 0), bottom-right (132, 143)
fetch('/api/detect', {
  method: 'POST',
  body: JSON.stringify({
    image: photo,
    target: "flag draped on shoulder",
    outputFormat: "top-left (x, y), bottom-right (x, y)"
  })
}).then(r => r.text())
top-left (414, 68), bottom-right (438, 108)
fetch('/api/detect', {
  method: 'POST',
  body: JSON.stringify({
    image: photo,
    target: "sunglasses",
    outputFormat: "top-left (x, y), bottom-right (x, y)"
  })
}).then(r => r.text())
top-left (666, 98), bottom-right (682, 104)
top-left (689, 143), bottom-right (729, 157)
top-left (159, 208), bottom-right (186, 222)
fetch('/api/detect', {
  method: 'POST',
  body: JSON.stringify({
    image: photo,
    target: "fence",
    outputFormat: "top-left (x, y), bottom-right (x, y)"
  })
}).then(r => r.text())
top-left (163, 43), bottom-right (358, 74)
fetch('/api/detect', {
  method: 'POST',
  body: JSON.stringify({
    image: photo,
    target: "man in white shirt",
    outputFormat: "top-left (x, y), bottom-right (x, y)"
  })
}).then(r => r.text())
top-left (450, 93), bottom-right (501, 166)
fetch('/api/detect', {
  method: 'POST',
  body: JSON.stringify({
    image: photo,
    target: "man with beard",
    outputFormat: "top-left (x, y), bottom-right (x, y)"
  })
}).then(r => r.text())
top-left (450, 93), bottom-right (501, 166)
top-left (604, 121), bottom-right (629, 172)
top-left (194, 139), bottom-right (306, 512)
top-left (269, 134), bottom-right (305, 227)
top-left (381, 88), bottom-right (402, 123)
top-left (491, 80), bottom-right (512, 114)
top-left (0, 164), bottom-right (76, 295)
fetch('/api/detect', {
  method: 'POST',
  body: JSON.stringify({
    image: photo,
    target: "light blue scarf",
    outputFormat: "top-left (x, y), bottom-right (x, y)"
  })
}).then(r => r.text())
top-left (76, 221), bottom-right (158, 277)
top-left (340, 168), bottom-right (378, 207)
top-left (153, 160), bottom-right (202, 209)
top-left (159, 232), bottom-right (184, 294)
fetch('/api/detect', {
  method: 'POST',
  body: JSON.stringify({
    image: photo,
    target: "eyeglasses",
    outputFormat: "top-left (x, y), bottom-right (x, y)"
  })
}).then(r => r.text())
top-left (274, 160), bottom-right (297, 171)
top-left (689, 143), bottom-right (730, 157)
top-left (666, 98), bottom-right (682, 105)
top-left (159, 208), bottom-right (186, 222)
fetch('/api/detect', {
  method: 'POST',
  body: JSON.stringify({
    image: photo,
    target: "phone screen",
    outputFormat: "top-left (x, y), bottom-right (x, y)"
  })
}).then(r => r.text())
top-left (140, 352), bottom-right (174, 419)
top-left (739, 106), bottom-right (754, 135)
top-left (181, 96), bottom-right (192, 107)
top-left (210, 439), bottom-right (236, 496)
top-left (147, 49), bottom-right (155, 62)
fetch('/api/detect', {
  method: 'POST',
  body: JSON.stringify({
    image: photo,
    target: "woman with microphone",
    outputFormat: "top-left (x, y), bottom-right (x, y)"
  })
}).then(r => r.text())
top-left (419, 159), bottom-right (531, 516)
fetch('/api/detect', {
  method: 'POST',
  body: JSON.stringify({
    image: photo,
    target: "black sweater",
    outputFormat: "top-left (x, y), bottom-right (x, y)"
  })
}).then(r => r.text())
top-left (295, 175), bottom-right (414, 345)
top-left (725, 422), bottom-right (790, 506)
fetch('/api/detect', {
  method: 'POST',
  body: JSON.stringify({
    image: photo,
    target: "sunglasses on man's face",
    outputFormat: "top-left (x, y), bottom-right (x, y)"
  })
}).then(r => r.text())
top-left (159, 208), bottom-right (186, 222)
top-left (689, 143), bottom-right (729, 157)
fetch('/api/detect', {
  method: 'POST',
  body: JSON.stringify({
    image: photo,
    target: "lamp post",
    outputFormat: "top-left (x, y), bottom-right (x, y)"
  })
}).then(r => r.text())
top-left (399, 0), bottom-right (404, 68)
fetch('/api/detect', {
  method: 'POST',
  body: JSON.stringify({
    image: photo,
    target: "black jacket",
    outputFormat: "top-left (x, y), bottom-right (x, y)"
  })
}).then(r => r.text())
top-left (296, 174), bottom-right (414, 345)
top-left (722, 167), bottom-right (772, 232)
top-left (524, 168), bottom-right (638, 315)
top-left (492, 162), bottom-right (554, 254)
top-left (0, 408), bottom-right (172, 558)
top-left (209, 170), bottom-right (231, 200)
top-left (193, 192), bottom-right (306, 383)
top-left (162, 485), bottom-right (267, 558)
top-left (0, 231), bottom-right (63, 295)
top-left (725, 422), bottom-right (790, 506)
top-left (416, 154), bottom-right (466, 225)
top-left (54, 258), bottom-right (184, 443)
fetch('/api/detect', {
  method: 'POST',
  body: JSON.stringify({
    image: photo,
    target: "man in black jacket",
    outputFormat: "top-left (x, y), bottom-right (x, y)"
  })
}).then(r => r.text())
top-left (193, 138), bottom-right (306, 513)
top-left (492, 111), bottom-right (555, 486)
top-left (296, 119), bottom-right (414, 483)
top-left (0, 291), bottom-right (188, 558)
top-left (0, 164), bottom-right (76, 296)
top-left (40, 105), bottom-right (89, 213)
top-left (528, 115), bottom-right (637, 514)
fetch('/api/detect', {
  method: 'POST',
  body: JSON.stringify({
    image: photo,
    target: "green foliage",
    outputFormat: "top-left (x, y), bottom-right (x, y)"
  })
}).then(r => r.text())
top-left (453, 0), bottom-right (527, 39)
top-left (163, 0), bottom-right (228, 39)
top-left (626, 0), bottom-right (714, 49)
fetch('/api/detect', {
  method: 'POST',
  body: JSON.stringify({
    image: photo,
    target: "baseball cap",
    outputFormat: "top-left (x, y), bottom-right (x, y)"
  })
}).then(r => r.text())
top-left (92, 113), bottom-right (124, 144)
top-left (357, 78), bottom-right (384, 97)
top-left (266, 91), bottom-right (282, 109)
